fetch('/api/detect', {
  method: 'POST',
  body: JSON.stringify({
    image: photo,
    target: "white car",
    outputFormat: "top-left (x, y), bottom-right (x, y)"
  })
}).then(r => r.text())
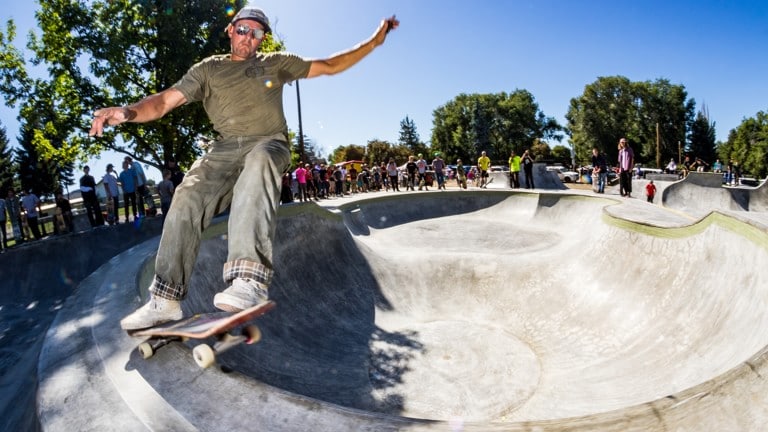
top-left (546, 166), bottom-right (579, 183)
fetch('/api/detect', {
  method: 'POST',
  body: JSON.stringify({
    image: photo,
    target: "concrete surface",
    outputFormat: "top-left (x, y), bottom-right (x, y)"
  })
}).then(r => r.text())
top-left (36, 187), bottom-right (768, 431)
top-left (661, 171), bottom-right (768, 218)
top-left (486, 163), bottom-right (567, 190)
top-left (0, 217), bottom-right (164, 432)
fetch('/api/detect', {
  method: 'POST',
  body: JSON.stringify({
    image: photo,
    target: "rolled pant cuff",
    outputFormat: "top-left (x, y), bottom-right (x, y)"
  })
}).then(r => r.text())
top-left (149, 275), bottom-right (187, 301)
top-left (222, 259), bottom-right (273, 287)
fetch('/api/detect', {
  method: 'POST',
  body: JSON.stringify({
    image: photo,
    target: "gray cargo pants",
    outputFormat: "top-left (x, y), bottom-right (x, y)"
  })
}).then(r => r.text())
top-left (150, 133), bottom-right (290, 301)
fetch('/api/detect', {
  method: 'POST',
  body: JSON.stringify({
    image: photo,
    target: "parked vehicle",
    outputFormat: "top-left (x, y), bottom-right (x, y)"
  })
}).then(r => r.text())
top-left (546, 166), bottom-right (579, 183)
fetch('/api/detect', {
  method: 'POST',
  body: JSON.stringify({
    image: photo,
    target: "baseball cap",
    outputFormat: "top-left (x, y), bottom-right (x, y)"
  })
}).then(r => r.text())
top-left (231, 7), bottom-right (271, 33)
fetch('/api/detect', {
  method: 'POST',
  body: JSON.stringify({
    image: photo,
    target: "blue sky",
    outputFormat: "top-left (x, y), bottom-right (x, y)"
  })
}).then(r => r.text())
top-left (1, 0), bottom-right (767, 181)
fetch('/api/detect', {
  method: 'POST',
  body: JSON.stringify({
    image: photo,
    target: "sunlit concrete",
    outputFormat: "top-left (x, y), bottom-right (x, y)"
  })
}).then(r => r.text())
top-left (38, 182), bottom-right (768, 431)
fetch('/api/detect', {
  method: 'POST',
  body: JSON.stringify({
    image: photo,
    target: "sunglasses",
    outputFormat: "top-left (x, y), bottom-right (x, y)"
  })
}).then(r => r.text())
top-left (235, 24), bottom-right (265, 40)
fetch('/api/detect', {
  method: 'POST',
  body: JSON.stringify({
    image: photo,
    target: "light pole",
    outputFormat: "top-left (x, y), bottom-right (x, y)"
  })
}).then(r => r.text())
top-left (296, 80), bottom-right (305, 163)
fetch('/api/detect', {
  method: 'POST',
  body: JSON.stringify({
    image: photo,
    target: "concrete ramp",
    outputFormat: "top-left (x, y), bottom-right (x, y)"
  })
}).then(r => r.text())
top-left (37, 191), bottom-right (768, 431)
top-left (486, 163), bottom-right (566, 190)
top-left (662, 172), bottom-right (768, 217)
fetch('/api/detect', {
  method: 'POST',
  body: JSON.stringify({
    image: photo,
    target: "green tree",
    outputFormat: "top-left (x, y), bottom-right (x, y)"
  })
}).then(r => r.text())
top-left (550, 145), bottom-right (572, 166)
top-left (566, 76), bottom-right (694, 167)
top-left (330, 144), bottom-right (365, 164)
top-left (398, 116), bottom-right (428, 156)
top-left (15, 121), bottom-right (61, 197)
top-left (687, 106), bottom-right (717, 165)
top-left (0, 123), bottom-right (15, 194)
top-left (718, 111), bottom-right (768, 178)
top-left (431, 91), bottom-right (562, 165)
top-left (365, 138), bottom-right (411, 167)
top-left (0, 0), bottom-right (285, 173)
top-left (530, 138), bottom-right (551, 161)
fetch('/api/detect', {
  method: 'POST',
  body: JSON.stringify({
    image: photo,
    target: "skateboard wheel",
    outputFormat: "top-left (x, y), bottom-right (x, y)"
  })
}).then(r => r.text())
top-left (193, 344), bottom-right (216, 368)
top-left (242, 325), bottom-right (262, 344)
top-left (138, 342), bottom-right (154, 359)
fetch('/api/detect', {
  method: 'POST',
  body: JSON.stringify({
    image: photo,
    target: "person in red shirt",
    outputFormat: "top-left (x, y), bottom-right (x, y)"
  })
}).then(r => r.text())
top-left (645, 180), bottom-right (657, 203)
top-left (295, 164), bottom-right (309, 202)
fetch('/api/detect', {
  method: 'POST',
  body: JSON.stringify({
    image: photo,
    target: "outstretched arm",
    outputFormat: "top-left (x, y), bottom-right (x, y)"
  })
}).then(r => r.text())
top-left (89, 88), bottom-right (187, 137)
top-left (307, 15), bottom-right (399, 78)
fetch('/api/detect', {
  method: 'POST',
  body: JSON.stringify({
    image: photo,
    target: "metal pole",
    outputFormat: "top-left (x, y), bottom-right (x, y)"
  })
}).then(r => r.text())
top-left (296, 80), bottom-right (305, 163)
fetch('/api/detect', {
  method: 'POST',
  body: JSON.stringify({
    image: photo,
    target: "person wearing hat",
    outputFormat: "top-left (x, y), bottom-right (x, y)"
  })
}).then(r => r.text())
top-left (89, 6), bottom-right (400, 330)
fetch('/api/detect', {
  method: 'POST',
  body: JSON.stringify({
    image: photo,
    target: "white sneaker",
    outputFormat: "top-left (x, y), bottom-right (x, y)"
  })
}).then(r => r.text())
top-left (120, 296), bottom-right (182, 330)
top-left (213, 278), bottom-right (269, 312)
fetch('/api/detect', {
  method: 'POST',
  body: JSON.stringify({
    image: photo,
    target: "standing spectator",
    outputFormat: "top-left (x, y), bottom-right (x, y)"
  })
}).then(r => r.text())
top-left (102, 164), bottom-right (120, 224)
top-left (0, 194), bottom-right (7, 252)
top-left (645, 180), bottom-right (657, 203)
top-left (317, 163), bottom-right (329, 198)
top-left (432, 153), bottom-right (446, 190)
top-left (126, 156), bottom-right (151, 216)
top-left (280, 171), bottom-right (294, 204)
top-left (294, 163), bottom-right (308, 202)
top-left (415, 153), bottom-right (428, 190)
top-left (55, 192), bottom-right (75, 233)
top-left (20, 190), bottom-right (43, 240)
top-left (80, 165), bottom-right (105, 227)
top-left (118, 160), bottom-right (139, 222)
top-left (522, 150), bottom-right (535, 189)
top-left (165, 159), bottom-right (185, 188)
top-left (5, 190), bottom-right (22, 244)
top-left (617, 138), bottom-right (634, 197)
top-left (508, 150), bottom-right (521, 189)
top-left (456, 159), bottom-right (468, 189)
top-left (386, 158), bottom-right (399, 191)
top-left (333, 166), bottom-right (344, 197)
top-left (591, 148), bottom-right (608, 194)
top-left (405, 155), bottom-right (418, 191)
top-left (157, 169), bottom-right (175, 219)
top-left (477, 150), bottom-right (491, 188)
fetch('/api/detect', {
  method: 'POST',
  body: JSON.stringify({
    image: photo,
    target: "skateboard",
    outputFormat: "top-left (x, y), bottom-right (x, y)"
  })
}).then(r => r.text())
top-left (141, 188), bottom-right (157, 216)
top-left (128, 301), bottom-right (276, 368)
top-left (20, 213), bottom-right (31, 240)
top-left (480, 176), bottom-right (494, 188)
top-left (105, 198), bottom-right (116, 224)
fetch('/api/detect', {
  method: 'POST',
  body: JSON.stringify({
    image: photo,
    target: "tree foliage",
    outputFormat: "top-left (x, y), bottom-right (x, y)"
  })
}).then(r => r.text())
top-left (0, 123), bottom-right (16, 194)
top-left (329, 144), bottom-right (366, 164)
top-left (566, 76), bottom-right (695, 167)
top-left (717, 110), bottom-right (768, 178)
top-left (688, 106), bottom-right (717, 165)
top-left (431, 90), bottom-right (562, 165)
top-left (0, 0), bottom-right (286, 174)
top-left (365, 138), bottom-right (411, 167)
top-left (15, 120), bottom-right (62, 197)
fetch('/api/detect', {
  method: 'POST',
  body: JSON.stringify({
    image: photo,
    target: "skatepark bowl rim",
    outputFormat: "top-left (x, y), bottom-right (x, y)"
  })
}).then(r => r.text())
top-left (38, 189), bottom-right (768, 431)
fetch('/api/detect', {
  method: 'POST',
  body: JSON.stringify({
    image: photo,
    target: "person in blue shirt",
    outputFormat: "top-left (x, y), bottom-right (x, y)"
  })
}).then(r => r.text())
top-left (118, 160), bottom-right (139, 222)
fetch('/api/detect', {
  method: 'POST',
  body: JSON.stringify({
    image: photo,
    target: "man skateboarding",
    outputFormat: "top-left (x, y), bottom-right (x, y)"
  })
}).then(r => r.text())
top-left (89, 6), bottom-right (399, 330)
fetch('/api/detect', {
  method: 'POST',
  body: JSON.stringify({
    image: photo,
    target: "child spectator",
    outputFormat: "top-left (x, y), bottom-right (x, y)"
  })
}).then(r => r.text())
top-left (645, 180), bottom-right (657, 203)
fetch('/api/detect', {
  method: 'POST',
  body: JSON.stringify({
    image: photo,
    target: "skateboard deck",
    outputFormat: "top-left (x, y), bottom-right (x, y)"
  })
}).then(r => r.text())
top-left (105, 199), bottom-right (115, 224)
top-left (129, 300), bottom-right (276, 368)
top-left (480, 176), bottom-right (494, 188)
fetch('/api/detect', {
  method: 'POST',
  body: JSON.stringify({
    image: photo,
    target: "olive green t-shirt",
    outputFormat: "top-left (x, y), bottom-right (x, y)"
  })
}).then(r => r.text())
top-left (173, 52), bottom-right (312, 139)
